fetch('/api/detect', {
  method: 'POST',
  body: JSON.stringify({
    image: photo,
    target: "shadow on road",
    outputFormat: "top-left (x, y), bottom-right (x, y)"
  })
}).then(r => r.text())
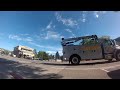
top-left (42, 60), bottom-right (118, 66)
top-left (107, 69), bottom-right (120, 79)
top-left (0, 58), bottom-right (63, 79)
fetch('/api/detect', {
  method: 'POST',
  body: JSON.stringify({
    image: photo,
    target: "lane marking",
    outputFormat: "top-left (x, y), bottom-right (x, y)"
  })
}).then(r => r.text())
top-left (50, 66), bottom-right (99, 70)
top-left (48, 61), bottom-right (120, 70)
top-left (50, 64), bottom-right (120, 71)
top-left (51, 67), bottom-right (65, 69)
top-left (100, 69), bottom-right (110, 72)
top-left (101, 64), bottom-right (120, 69)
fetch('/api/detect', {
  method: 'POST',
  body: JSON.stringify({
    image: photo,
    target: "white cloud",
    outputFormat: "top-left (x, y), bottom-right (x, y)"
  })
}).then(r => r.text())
top-left (9, 34), bottom-right (33, 42)
top-left (84, 34), bottom-right (90, 36)
top-left (9, 35), bottom-right (22, 41)
top-left (46, 50), bottom-right (56, 55)
top-left (65, 29), bottom-right (76, 37)
top-left (42, 21), bottom-right (55, 31)
top-left (46, 21), bottom-right (52, 29)
top-left (78, 11), bottom-right (107, 23)
top-left (72, 33), bottom-right (76, 37)
top-left (78, 11), bottom-right (87, 23)
top-left (94, 11), bottom-right (99, 18)
top-left (65, 29), bottom-right (72, 33)
top-left (44, 31), bottom-right (61, 40)
top-left (24, 37), bottom-right (33, 42)
top-left (82, 11), bottom-right (87, 22)
top-left (28, 42), bottom-right (45, 48)
top-left (60, 35), bottom-right (64, 38)
top-left (35, 31), bottom-right (63, 41)
top-left (100, 11), bottom-right (107, 14)
top-left (55, 12), bottom-right (78, 27)
top-left (94, 11), bottom-right (107, 18)
top-left (82, 18), bottom-right (86, 22)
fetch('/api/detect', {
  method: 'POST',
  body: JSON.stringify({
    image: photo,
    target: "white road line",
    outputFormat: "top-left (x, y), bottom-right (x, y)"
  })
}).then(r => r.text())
top-left (51, 67), bottom-right (65, 69)
top-left (50, 67), bottom-right (99, 70)
top-left (101, 65), bottom-right (120, 69)
top-left (65, 68), bottom-right (99, 70)
top-left (50, 64), bottom-right (120, 70)
top-left (100, 69), bottom-right (110, 72)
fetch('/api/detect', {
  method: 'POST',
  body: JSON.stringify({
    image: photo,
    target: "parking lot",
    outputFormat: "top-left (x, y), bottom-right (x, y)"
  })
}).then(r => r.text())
top-left (0, 55), bottom-right (120, 79)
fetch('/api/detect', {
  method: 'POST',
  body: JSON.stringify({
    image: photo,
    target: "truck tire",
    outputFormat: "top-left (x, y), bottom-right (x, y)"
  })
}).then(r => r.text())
top-left (116, 51), bottom-right (120, 61)
top-left (70, 55), bottom-right (80, 65)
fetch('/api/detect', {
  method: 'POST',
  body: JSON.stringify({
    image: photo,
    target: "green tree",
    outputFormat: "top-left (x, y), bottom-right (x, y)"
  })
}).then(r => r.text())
top-left (37, 51), bottom-right (49, 60)
top-left (2, 50), bottom-right (9, 55)
top-left (44, 52), bottom-right (49, 60)
top-left (52, 55), bottom-right (55, 59)
top-left (33, 49), bottom-right (37, 58)
top-left (100, 36), bottom-right (110, 40)
top-left (48, 54), bottom-right (55, 59)
top-left (49, 54), bottom-right (52, 59)
top-left (60, 55), bottom-right (63, 60)
top-left (55, 51), bottom-right (60, 60)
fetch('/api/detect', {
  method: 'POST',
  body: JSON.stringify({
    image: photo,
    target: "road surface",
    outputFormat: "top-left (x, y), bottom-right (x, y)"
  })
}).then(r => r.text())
top-left (0, 55), bottom-right (120, 79)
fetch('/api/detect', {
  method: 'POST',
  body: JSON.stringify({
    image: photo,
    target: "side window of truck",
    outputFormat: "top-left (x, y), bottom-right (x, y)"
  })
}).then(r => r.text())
top-left (104, 40), bottom-right (112, 46)
top-left (83, 38), bottom-right (98, 45)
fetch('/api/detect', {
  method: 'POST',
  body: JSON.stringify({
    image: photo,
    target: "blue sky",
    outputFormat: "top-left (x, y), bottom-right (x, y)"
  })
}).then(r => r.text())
top-left (0, 11), bottom-right (120, 55)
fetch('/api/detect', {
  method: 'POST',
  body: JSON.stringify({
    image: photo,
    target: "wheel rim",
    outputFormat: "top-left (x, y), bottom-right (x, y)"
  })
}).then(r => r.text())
top-left (117, 53), bottom-right (120, 59)
top-left (72, 57), bottom-right (78, 64)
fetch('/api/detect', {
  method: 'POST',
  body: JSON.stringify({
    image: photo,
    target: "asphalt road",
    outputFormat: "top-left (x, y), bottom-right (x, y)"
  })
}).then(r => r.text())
top-left (0, 55), bottom-right (120, 79)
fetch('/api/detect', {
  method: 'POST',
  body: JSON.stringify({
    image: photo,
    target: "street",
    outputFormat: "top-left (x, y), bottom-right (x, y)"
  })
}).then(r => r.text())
top-left (0, 55), bottom-right (120, 79)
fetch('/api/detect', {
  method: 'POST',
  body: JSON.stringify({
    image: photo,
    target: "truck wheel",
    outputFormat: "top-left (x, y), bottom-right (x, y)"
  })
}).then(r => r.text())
top-left (70, 55), bottom-right (80, 65)
top-left (116, 51), bottom-right (120, 61)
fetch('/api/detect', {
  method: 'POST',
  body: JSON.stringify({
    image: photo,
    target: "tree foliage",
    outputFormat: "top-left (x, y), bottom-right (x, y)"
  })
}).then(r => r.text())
top-left (49, 54), bottom-right (54, 59)
top-left (33, 49), bottom-right (37, 58)
top-left (37, 51), bottom-right (49, 60)
top-left (55, 51), bottom-right (60, 59)
top-left (0, 49), bottom-right (10, 55)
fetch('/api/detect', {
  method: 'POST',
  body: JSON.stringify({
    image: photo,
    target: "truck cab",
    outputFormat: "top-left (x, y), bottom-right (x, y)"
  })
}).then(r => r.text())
top-left (61, 35), bottom-right (120, 65)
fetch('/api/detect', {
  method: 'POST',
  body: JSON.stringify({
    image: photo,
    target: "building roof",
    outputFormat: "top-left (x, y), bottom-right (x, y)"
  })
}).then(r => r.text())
top-left (16, 45), bottom-right (34, 51)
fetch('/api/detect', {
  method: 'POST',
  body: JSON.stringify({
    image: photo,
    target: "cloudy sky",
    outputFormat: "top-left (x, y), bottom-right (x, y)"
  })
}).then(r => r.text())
top-left (0, 11), bottom-right (120, 55)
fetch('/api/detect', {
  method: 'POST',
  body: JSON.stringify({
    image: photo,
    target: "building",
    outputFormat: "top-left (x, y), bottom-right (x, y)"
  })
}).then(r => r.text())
top-left (13, 45), bottom-right (35, 59)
